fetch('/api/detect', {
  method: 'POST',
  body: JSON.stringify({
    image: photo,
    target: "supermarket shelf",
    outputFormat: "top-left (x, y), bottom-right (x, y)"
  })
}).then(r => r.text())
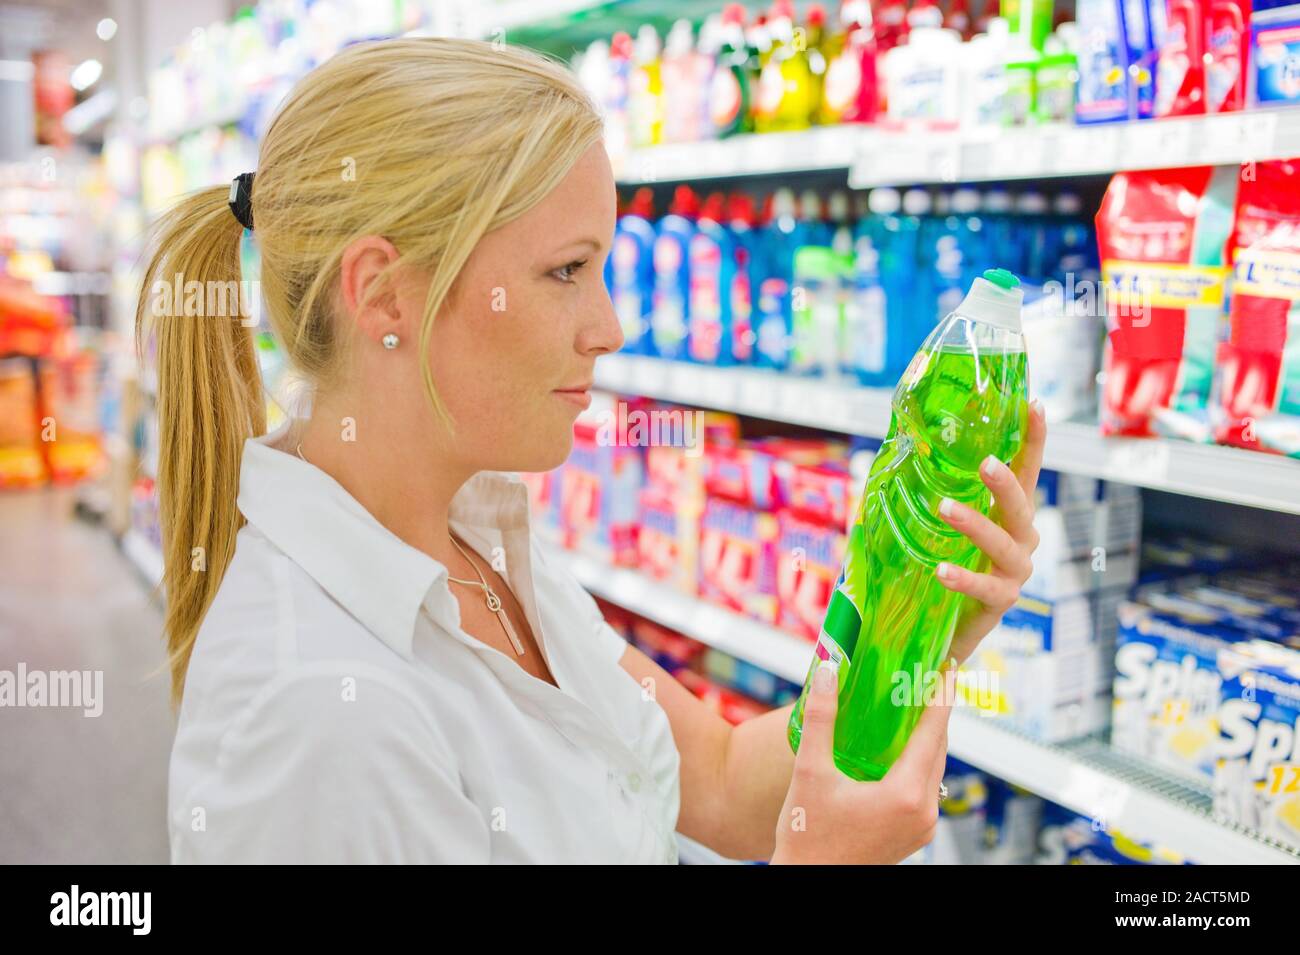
top-left (121, 529), bottom-right (164, 591)
top-left (617, 125), bottom-right (864, 183)
top-left (592, 355), bottom-right (1300, 514)
top-left (561, 549), bottom-right (814, 681)
top-left (615, 109), bottom-right (1300, 186)
top-left (559, 551), bottom-right (1300, 864)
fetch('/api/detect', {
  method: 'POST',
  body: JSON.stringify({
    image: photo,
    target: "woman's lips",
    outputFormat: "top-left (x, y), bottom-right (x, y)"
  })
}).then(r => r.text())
top-left (552, 388), bottom-right (592, 409)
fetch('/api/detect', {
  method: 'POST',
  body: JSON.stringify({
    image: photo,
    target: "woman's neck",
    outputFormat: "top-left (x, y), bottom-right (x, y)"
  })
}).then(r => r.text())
top-left (293, 399), bottom-right (471, 570)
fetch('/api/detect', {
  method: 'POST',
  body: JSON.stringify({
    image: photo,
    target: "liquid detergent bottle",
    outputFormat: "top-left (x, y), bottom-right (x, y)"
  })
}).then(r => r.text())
top-left (710, 4), bottom-right (756, 136)
top-left (754, 188), bottom-right (803, 369)
top-left (788, 268), bottom-right (1030, 781)
top-left (650, 186), bottom-right (699, 360)
top-left (606, 33), bottom-right (635, 162)
top-left (790, 245), bottom-right (851, 377)
top-left (661, 20), bottom-right (696, 143)
top-left (1075, 0), bottom-right (1137, 122)
top-left (688, 192), bottom-right (739, 365)
top-left (631, 24), bottom-right (664, 148)
top-left (1123, 0), bottom-right (1159, 118)
top-left (846, 198), bottom-right (889, 381)
top-left (726, 192), bottom-right (761, 364)
top-left (805, 3), bottom-right (832, 122)
top-left (757, 0), bottom-right (817, 132)
top-left (609, 187), bottom-right (657, 354)
top-left (819, 0), bottom-right (881, 124)
top-left (1034, 24), bottom-right (1080, 122)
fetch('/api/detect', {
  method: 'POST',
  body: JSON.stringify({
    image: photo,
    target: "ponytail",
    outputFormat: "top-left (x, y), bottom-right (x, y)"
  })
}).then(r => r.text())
top-left (135, 185), bottom-right (266, 709)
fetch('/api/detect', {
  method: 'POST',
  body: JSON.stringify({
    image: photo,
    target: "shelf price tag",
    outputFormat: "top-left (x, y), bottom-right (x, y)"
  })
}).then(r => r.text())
top-left (739, 372), bottom-right (779, 417)
top-left (1129, 120), bottom-right (1192, 169)
top-left (700, 369), bottom-right (736, 410)
top-left (1104, 438), bottom-right (1171, 486)
top-left (1239, 111), bottom-right (1279, 165)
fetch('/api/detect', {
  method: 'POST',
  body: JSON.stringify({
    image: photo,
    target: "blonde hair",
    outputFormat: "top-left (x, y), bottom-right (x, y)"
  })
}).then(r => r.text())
top-left (136, 38), bottom-right (605, 707)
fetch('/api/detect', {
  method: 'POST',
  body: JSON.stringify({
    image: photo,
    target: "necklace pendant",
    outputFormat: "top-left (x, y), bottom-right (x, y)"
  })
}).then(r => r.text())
top-left (496, 605), bottom-right (526, 656)
top-left (484, 589), bottom-right (502, 613)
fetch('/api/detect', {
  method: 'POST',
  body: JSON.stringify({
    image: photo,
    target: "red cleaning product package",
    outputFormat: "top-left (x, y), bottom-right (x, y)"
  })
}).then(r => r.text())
top-left (1214, 159), bottom-right (1300, 456)
top-left (1097, 167), bottom-right (1238, 438)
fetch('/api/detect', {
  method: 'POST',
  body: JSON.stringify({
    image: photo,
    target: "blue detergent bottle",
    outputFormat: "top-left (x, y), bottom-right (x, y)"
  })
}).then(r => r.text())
top-left (687, 192), bottom-right (738, 365)
top-left (725, 192), bottom-right (761, 365)
top-left (754, 187), bottom-right (803, 370)
top-left (608, 187), bottom-right (657, 355)
top-left (650, 185), bottom-right (699, 360)
top-left (846, 201), bottom-right (889, 384)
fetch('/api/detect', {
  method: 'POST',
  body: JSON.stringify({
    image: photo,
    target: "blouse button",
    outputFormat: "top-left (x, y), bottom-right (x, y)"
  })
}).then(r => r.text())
top-left (627, 772), bottom-right (642, 793)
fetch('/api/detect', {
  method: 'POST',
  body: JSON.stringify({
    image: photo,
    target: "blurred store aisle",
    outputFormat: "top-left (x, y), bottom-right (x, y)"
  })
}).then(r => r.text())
top-left (0, 490), bottom-right (172, 863)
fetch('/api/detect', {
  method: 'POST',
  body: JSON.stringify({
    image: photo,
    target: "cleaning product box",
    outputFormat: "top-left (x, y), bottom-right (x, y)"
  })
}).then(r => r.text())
top-left (702, 647), bottom-right (801, 707)
top-left (560, 417), bottom-right (643, 566)
top-left (983, 775), bottom-right (1045, 864)
top-left (1214, 638), bottom-right (1300, 850)
top-left (1035, 802), bottom-right (1196, 863)
top-left (1250, 0), bottom-right (1300, 106)
top-left (637, 485), bottom-right (697, 594)
top-left (1023, 471), bottom-right (1142, 601)
top-left (628, 615), bottom-right (706, 674)
top-left (1112, 599), bottom-right (1249, 782)
top-left (698, 495), bottom-right (780, 624)
top-left (961, 591), bottom-right (1124, 741)
top-left (520, 466), bottom-right (562, 534)
top-left (776, 509), bottom-right (848, 641)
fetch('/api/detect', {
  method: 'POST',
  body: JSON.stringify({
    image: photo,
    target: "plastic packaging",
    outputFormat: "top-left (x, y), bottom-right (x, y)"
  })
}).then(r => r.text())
top-left (787, 269), bottom-right (1030, 780)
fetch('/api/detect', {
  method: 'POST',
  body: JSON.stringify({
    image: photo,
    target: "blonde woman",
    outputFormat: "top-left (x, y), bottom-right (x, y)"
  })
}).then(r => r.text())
top-left (141, 37), bottom-right (1045, 864)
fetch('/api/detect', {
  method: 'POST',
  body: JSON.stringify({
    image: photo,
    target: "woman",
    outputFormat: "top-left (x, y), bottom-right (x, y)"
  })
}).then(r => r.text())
top-left (141, 37), bottom-right (1044, 864)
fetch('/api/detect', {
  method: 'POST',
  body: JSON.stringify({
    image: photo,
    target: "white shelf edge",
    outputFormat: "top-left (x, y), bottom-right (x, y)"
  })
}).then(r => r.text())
top-left (593, 355), bottom-right (1300, 515)
top-left (559, 550), bottom-right (1299, 864)
top-left (616, 110), bottom-right (1300, 186)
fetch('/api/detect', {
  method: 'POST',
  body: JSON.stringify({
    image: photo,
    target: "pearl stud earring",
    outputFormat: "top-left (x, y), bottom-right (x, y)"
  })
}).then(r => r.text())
top-left (381, 333), bottom-right (399, 350)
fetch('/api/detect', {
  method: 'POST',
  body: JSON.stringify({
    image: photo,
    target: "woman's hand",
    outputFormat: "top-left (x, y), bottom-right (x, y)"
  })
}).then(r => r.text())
top-left (770, 662), bottom-right (956, 864)
top-left (937, 400), bottom-right (1047, 666)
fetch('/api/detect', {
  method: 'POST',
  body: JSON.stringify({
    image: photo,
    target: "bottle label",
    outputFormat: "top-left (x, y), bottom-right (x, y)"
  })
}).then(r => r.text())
top-left (689, 236), bottom-right (723, 362)
top-left (709, 68), bottom-right (743, 128)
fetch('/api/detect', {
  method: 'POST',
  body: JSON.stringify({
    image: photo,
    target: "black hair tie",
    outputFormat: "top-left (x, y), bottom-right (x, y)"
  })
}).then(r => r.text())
top-left (228, 172), bottom-right (255, 231)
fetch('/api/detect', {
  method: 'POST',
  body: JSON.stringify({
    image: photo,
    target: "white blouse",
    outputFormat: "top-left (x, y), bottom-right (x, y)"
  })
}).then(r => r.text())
top-left (167, 423), bottom-right (682, 864)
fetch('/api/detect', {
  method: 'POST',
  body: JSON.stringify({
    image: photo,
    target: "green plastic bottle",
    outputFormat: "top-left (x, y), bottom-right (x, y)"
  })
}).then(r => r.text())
top-left (787, 268), bottom-right (1029, 781)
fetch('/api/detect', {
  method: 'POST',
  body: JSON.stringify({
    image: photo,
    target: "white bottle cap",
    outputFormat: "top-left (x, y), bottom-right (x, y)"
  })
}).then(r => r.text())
top-left (956, 272), bottom-right (1023, 332)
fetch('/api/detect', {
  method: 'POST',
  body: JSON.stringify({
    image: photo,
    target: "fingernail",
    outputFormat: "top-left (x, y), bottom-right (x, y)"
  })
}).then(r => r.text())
top-left (936, 562), bottom-right (956, 581)
top-left (939, 497), bottom-right (958, 519)
top-left (1029, 398), bottom-right (1044, 420)
top-left (981, 455), bottom-right (1008, 480)
top-left (814, 663), bottom-right (838, 694)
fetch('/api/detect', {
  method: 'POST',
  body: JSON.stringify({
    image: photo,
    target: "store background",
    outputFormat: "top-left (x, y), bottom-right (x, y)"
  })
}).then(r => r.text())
top-left (2, 0), bottom-right (1299, 864)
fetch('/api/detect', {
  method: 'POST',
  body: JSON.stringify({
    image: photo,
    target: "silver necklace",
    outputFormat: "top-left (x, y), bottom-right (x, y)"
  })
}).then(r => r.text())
top-left (295, 441), bottom-right (525, 657)
top-left (447, 534), bottom-right (526, 656)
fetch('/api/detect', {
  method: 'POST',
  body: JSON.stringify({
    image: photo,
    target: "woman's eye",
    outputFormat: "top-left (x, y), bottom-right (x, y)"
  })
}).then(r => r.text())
top-left (552, 259), bottom-right (588, 283)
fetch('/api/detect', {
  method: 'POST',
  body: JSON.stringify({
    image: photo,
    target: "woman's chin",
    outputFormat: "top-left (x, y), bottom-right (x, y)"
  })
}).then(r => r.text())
top-left (506, 431), bottom-right (574, 475)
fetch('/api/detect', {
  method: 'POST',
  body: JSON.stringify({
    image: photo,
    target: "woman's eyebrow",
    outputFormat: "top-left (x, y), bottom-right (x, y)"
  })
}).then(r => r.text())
top-left (553, 237), bottom-right (603, 255)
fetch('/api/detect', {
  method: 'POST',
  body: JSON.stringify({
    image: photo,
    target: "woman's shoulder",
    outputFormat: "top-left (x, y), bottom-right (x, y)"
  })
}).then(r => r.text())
top-left (180, 523), bottom-right (433, 734)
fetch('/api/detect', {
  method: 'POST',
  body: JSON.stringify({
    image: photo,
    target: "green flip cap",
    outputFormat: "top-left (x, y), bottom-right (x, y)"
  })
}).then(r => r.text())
top-left (982, 268), bottom-right (1020, 290)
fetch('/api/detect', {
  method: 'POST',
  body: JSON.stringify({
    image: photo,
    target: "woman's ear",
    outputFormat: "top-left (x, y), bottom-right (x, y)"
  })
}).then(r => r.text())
top-left (339, 235), bottom-right (403, 346)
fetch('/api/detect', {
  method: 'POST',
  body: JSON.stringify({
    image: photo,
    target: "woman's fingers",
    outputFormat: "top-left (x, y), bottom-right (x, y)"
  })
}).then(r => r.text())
top-left (936, 561), bottom-right (1019, 614)
top-left (980, 453), bottom-right (1038, 546)
top-left (1012, 399), bottom-right (1047, 502)
top-left (794, 662), bottom-right (839, 783)
top-left (938, 497), bottom-right (1030, 582)
top-left (886, 665), bottom-right (954, 794)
